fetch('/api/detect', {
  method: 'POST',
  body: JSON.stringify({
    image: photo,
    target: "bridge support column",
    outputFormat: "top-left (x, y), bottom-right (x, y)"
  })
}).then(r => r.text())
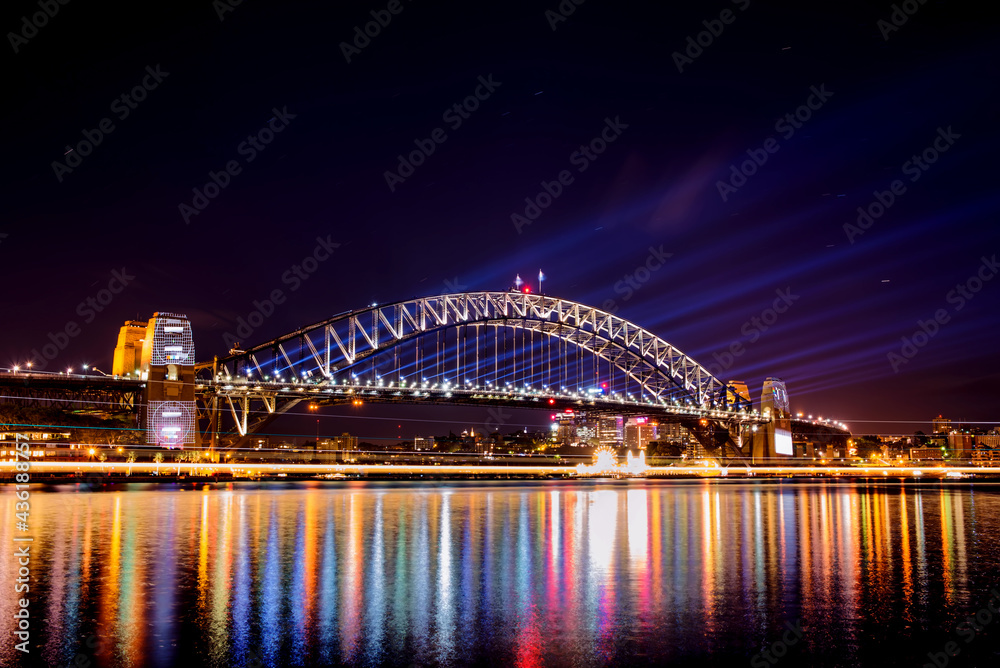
top-left (140, 313), bottom-right (197, 451)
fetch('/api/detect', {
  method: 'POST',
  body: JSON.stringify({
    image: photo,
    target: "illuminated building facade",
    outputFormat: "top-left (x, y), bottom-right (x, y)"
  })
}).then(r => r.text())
top-left (139, 313), bottom-right (197, 448)
top-left (624, 417), bottom-right (657, 450)
top-left (552, 411), bottom-right (577, 445)
top-left (753, 377), bottom-right (793, 459)
top-left (726, 380), bottom-right (751, 407)
top-left (597, 416), bottom-right (622, 447)
top-left (111, 320), bottom-right (148, 376)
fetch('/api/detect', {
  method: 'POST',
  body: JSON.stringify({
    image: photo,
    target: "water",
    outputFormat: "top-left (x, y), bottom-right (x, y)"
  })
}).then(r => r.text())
top-left (4, 480), bottom-right (1000, 667)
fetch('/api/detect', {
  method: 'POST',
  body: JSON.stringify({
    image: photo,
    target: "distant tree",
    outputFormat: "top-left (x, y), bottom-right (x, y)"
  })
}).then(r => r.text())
top-left (854, 436), bottom-right (883, 460)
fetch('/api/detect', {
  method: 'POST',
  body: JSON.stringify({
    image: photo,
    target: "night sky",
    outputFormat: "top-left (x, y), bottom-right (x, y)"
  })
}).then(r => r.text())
top-left (2, 0), bottom-right (998, 439)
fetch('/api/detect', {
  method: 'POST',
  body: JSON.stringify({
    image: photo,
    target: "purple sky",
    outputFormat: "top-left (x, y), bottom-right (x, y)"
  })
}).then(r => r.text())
top-left (2, 0), bottom-right (998, 439)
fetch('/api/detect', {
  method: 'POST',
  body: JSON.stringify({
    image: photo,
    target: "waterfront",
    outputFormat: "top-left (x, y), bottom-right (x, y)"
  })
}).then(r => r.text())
top-left (4, 480), bottom-right (1000, 667)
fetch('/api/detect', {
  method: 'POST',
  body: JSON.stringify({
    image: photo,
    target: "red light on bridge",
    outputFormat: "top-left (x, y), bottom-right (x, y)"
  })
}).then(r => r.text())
top-left (548, 398), bottom-right (555, 405)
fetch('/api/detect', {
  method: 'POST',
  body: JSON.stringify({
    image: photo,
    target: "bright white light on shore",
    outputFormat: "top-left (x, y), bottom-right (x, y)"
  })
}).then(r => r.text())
top-left (576, 447), bottom-right (649, 476)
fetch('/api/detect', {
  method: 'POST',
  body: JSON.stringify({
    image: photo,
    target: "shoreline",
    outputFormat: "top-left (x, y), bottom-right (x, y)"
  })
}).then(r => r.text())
top-left (13, 471), bottom-right (1000, 486)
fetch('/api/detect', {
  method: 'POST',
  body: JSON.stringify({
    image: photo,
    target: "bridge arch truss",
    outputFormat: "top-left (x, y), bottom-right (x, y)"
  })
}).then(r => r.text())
top-left (207, 293), bottom-right (743, 406)
top-left (196, 293), bottom-right (759, 452)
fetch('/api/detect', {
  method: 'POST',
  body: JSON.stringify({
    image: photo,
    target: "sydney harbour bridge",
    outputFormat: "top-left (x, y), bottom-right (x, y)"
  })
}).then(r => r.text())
top-left (2, 291), bottom-right (829, 463)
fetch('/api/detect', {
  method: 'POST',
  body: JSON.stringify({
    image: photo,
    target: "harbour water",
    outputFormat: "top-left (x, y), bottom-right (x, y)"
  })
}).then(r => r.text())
top-left (4, 480), bottom-right (1000, 667)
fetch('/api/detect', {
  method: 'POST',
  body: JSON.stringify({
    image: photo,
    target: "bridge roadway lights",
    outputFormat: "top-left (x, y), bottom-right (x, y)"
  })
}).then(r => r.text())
top-left (0, 462), bottom-right (991, 478)
top-left (198, 383), bottom-right (764, 428)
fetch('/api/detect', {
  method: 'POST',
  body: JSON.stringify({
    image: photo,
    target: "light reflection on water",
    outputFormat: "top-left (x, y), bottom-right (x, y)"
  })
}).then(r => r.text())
top-left (3, 480), bottom-right (1000, 667)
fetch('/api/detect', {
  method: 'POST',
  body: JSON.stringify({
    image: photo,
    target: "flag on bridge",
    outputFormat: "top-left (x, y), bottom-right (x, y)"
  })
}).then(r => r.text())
top-left (514, 274), bottom-right (524, 289)
top-left (538, 270), bottom-right (545, 293)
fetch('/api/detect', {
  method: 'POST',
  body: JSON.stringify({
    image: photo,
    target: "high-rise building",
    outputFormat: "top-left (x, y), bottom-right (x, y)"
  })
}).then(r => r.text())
top-left (932, 415), bottom-right (952, 433)
top-left (598, 417), bottom-right (621, 447)
top-left (552, 410), bottom-right (578, 445)
top-left (549, 410), bottom-right (603, 445)
top-left (331, 432), bottom-right (358, 452)
top-left (624, 417), bottom-right (657, 450)
top-left (659, 422), bottom-right (683, 440)
top-left (624, 422), bottom-right (638, 449)
top-left (576, 422), bottom-right (599, 445)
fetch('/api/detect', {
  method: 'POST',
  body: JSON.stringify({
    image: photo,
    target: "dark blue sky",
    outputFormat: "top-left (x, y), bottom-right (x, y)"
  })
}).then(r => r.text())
top-left (2, 0), bottom-right (998, 438)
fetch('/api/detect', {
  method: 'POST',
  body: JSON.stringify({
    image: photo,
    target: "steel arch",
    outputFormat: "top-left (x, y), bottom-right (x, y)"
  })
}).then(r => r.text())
top-left (204, 292), bottom-right (732, 408)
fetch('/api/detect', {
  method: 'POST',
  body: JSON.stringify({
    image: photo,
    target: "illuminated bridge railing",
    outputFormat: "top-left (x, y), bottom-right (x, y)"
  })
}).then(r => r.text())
top-left (194, 377), bottom-right (767, 424)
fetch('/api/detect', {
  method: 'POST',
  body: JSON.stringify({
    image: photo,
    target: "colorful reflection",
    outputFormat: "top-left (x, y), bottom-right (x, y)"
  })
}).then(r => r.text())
top-left (2, 481), bottom-right (1000, 667)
